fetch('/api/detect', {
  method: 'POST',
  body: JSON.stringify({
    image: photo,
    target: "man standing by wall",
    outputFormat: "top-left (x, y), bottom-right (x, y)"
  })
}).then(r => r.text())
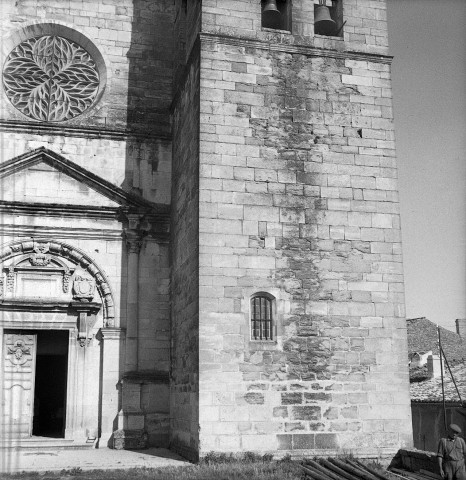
top-left (438, 424), bottom-right (466, 480)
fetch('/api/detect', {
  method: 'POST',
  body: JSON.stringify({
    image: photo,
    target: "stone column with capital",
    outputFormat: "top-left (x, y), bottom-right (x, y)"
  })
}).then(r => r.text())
top-left (116, 222), bottom-right (147, 449)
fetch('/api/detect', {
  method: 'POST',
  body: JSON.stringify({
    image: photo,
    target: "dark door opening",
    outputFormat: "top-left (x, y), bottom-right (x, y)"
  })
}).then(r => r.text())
top-left (32, 330), bottom-right (69, 438)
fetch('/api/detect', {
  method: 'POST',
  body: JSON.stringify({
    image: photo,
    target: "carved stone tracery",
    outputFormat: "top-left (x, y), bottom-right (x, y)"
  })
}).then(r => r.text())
top-left (7, 266), bottom-right (14, 292)
top-left (63, 267), bottom-right (71, 293)
top-left (3, 35), bottom-right (100, 122)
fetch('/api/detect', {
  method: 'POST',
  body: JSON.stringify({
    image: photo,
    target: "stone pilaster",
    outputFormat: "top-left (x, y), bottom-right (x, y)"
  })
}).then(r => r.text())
top-left (116, 222), bottom-right (147, 449)
top-left (98, 327), bottom-right (124, 447)
top-left (124, 226), bottom-right (143, 373)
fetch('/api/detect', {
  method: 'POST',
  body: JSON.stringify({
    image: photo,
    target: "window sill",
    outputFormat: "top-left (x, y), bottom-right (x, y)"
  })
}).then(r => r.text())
top-left (261, 27), bottom-right (292, 34)
top-left (248, 341), bottom-right (278, 351)
top-left (314, 34), bottom-right (344, 40)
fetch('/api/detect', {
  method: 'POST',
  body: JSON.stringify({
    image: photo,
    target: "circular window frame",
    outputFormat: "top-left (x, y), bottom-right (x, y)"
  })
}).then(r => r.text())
top-left (1, 22), bottom-right (107, 123)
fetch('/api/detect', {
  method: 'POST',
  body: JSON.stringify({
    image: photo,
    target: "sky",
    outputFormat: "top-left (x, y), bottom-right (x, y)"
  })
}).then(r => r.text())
top-left (386, 0), bottom-right (466, 331)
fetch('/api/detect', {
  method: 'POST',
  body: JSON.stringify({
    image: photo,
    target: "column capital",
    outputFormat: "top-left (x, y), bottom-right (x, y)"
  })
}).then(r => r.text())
top-left (124, 229), bottom-right (144, 254)
top-left (97, 327), bottom-right (125, 341)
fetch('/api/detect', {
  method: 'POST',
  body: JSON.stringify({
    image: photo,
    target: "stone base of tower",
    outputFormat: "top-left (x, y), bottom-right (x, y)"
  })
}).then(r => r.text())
top-left (113, 427), bottom-right (148, 450)
top-left (113, 375), bottom-right (170, 450)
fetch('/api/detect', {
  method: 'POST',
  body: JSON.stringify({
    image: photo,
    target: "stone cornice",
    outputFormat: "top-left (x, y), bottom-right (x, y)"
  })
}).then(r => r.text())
top-left (0, 119), bottom-right (171, 142)
top-left (199, 32), bottom-right (393, 64)
top-left (0, 200), bottom-right (171, 226)
top-left (97, 327), bottom-right (125, 341)
top-left (0, 318), bottom-right (78, 330)
top-left (0, 225), bottom-right (122, 241)
top-left (0, 225), bottom-right (169, 243)
top-left (0, 201), bottom-right (122, 220)
top-left (0, 298), bottom-right (101, 312)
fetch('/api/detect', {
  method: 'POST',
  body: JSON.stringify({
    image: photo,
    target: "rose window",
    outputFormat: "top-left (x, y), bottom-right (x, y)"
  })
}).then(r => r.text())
top-left (3, 35), bottom-right (100, 122)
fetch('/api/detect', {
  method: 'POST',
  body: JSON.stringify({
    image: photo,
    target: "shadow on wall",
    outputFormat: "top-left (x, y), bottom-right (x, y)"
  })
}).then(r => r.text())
top-left (123, 0), bottom-right (172, 198)
top-left (111, 0), bottom-right (173, 450)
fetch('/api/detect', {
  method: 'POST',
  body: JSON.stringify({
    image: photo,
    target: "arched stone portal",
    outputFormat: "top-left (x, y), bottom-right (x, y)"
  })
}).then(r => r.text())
top-left (0, 238), bottom-right (120, 444)
top-left (0, 239), bottom-right (115, 326)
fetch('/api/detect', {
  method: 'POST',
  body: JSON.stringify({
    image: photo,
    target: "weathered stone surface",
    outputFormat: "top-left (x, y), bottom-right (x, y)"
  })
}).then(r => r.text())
top-left (315, 433), bottom-right (339, 450)
top-left (304, 392), bottom-right (332, 403)
top-left (194, 0), bottom-right (411, 459)
top-left (281, 393), bottom-right (303, 405)
top-left (244, 393), bottom-right (265, 404)
top-left (293, 434), bottom-right (315, 450)
top-left (291, 406), bottom-right (322, 421)
top-left (113, 429), bottom-right (148, 450)
top-left (277, 434), bottom-right (292, 450)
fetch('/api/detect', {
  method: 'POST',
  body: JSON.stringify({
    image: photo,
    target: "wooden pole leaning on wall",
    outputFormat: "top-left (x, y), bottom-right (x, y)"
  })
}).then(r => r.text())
top-left (438, 325), bottom-right (447, 431)
top-left (439, 344), bottom-right (463, 403)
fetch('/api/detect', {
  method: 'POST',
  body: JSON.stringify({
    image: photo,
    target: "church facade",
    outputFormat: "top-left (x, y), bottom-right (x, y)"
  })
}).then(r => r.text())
top-left (0, 0), bottom-right (412, 460)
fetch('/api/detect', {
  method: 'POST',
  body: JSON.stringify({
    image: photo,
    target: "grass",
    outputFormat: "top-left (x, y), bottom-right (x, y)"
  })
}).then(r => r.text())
top-left (2, 452), bottom-right (301, 480)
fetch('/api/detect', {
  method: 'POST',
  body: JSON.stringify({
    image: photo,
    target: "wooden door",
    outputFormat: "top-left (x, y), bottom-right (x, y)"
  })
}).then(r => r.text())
top-left (2, 332), bottom-right (37, 438)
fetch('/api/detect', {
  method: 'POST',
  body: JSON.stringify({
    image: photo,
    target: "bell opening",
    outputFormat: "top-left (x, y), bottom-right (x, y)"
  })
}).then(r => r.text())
top-left (261, 0), bottom-right (290, 31)
top-left (262, 9), bottom-right (282, 30)
top-left (314, 4), bottom-right (338, 37)
top-left (315, 19), bottom-right (336, 36)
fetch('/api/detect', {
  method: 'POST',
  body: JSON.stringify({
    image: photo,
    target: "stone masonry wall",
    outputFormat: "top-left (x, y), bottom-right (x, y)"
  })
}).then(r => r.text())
top-left (196, 0), bottom-right (412, 457)
top-left (173, 0), bottom-right (202, 88)
top-left (170, 1), bottom-right (201, 458)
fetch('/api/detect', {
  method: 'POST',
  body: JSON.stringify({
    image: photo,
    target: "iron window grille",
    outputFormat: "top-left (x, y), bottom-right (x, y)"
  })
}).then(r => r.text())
top-left (251, 295), bottom-right (273, 341)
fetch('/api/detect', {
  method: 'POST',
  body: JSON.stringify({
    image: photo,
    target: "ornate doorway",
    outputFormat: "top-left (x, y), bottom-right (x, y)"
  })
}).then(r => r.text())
top-left (0, 239), bottom-right (119, 445)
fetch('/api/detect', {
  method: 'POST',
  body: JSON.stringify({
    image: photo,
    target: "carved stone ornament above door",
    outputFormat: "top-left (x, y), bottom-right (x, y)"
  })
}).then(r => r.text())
top-left (30, 241), bottom-right (51, 266)
top-left (72, 270), bottom-right (96, 302)
top-left (1, 242), bottom-right (73, 299)
top-left (3, 35), bottom-right (101, 122)
top-left (0, 239), bottom-right (115, 327)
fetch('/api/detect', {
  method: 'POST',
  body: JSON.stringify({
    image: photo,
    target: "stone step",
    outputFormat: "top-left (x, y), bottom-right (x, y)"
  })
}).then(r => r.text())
top-left (0, 436), bottom-right (95, 451)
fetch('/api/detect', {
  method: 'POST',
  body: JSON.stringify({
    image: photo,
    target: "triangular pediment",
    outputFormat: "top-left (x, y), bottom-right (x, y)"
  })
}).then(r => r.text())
top-left (0, 147), bottom-right (155, 210)
top-left (1, 161), bottom-right (121, 207)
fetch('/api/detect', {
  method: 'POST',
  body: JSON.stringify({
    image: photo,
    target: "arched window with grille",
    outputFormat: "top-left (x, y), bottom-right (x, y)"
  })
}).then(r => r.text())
top-left (250, 294), bottom-right (274, 341)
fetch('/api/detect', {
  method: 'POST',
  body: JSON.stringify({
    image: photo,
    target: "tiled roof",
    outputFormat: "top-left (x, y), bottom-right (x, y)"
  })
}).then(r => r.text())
top-left (410, 363), bottom-right (466, 403)
top-left (407, 317), bottom-right (466, 365)
top-left (410, 365), bottom-right (429, 382)
top-left (408, 318), bottom-right (466, 402)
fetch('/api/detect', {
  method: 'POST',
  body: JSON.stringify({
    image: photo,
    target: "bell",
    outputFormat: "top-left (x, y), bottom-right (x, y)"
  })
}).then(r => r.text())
top-left (314, 5), bottom-right (336, 35)
top-left (262, 0), bottom-right (282, 30)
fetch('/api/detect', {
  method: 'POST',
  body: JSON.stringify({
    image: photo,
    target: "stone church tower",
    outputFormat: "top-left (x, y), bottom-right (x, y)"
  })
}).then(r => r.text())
top-left (0, 0), bottom-right (412, 461)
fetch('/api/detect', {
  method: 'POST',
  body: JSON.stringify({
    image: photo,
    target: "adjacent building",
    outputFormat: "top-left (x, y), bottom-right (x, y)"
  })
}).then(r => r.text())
top-left (409, 318), bottom-right (466, 452)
